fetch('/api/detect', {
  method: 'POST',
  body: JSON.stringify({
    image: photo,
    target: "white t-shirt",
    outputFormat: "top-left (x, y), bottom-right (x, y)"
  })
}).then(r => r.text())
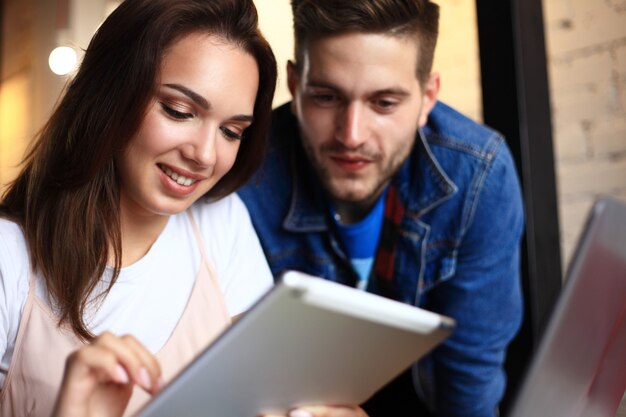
top-left (0, 194), bottom-right (273, 387)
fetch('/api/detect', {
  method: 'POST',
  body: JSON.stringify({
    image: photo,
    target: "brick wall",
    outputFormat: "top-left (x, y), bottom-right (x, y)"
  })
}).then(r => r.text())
top-left (431, 0), bottom-right (626, 270)
top-left (543, 0), bottom-right (626, 266)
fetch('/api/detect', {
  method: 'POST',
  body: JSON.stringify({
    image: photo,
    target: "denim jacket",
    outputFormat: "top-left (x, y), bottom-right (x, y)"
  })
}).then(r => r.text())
top-left (239, 102), bottom-right (524, 417)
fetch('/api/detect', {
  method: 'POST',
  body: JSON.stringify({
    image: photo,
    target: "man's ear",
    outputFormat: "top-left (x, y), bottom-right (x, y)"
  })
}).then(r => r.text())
top-left (286, 60), bottom-right (299, 114)
top-left (418, 72), bottom-right (440, 127)
top-left (287, 60), bottom-right (299, 98)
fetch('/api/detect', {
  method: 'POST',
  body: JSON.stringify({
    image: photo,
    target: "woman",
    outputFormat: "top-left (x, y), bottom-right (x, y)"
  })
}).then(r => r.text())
top-left (1, 1), bottom-right (369, 416)
top-left (0, 0), bottom-right (275, 415)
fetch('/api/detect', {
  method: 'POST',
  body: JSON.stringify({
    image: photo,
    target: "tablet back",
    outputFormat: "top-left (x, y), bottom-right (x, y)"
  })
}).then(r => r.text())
top-left (509, 196), bottom-right (626, 417)
top-left (135, 271), bottom-right (454, 417)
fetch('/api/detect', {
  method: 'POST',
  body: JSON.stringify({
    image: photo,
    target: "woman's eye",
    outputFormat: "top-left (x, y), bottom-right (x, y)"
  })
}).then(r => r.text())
top-left (160, 103), bottom-right (193, 120)
top-left (220, 126), bottom-right (244, 141)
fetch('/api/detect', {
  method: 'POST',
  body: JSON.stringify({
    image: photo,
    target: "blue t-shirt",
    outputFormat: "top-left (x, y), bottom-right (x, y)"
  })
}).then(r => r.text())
top-left (329, 190), bottom-right (386, 290)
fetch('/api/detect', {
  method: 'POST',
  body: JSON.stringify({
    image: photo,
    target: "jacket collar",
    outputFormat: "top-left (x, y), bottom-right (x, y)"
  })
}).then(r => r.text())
top-left (282, 104), bottom-right (457, 232)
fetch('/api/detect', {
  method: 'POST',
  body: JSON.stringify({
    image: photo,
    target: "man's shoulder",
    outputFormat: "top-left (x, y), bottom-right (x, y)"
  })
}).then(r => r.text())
top-left (424, 101), bottom-right (505, 160)
top-left (239, 102), bottom-right (298, 198)
top-left (268, 102), bottom-right (298, 143)
top-left (238, 107), bottom-right (293, 225)
top-left (402, 101), bottom-right (520, 220)
top-left (271, 101), bottom-right (294, 123)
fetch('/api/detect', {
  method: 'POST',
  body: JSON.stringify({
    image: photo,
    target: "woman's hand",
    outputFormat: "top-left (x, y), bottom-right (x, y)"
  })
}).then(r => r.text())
top-left (51, 331), bottom-right (163, 417)
top-left (262, 406), bottom-right (370, 417)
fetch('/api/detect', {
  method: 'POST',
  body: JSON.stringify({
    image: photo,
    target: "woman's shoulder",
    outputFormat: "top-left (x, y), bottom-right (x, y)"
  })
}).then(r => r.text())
top-left (189, 193), bottom-right (252, 233)
top-left (189, 194), bottom-right (273, 316)
top-left (0, 217), bottom-right (25, 238)
top-left (187, 194), bottom-right (256, 264)
top-left (0, 218), bottom-right (30, 275)
top-left (0, 218), bottom-right (31, 355)
top-left (191, 193), bottom-right (248, 214)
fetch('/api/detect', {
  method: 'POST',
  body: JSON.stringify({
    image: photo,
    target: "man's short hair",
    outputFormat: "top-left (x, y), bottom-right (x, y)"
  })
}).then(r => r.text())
top-left (291, 0), bottom-right (439, 86)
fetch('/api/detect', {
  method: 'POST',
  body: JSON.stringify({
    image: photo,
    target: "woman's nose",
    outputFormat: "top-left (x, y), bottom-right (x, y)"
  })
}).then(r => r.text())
top-left (182, 125), bottom-right (217, 167)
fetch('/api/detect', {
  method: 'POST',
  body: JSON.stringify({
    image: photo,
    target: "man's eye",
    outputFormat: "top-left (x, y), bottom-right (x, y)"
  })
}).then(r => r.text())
top-left (161, 103), bottom-right (193, 120)
top-left (373, 99), bottom-right (398, 112)
top-left (376, 99), bottom-right (398, 109)
top-left (311, 93), bottom-right (339, 107)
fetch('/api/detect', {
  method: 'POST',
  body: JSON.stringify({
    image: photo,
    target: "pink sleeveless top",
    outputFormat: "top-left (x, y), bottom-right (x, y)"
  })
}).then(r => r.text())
top-left (0, 211), bottom-right (231, 417)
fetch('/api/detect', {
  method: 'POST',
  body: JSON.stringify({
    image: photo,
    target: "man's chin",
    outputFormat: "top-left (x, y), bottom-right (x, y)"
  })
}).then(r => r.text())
top-left (326, 185), bottom-right (376, 205)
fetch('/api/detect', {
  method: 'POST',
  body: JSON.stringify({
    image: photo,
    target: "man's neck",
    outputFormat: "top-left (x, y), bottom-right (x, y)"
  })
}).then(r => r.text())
top-left (331, 186), bottom-right (389, 225)
top-left (332, 203), bottom-right (370, 225)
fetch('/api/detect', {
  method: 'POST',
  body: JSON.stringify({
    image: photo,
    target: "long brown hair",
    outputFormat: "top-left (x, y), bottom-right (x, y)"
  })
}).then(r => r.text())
top-left (291, 0), bottom-right (439, 87)
top-left (0, 0), bottom-right (277, 340)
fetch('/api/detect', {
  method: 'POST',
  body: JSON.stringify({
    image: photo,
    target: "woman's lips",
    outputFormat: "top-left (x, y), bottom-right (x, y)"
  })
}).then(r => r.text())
top-left (157, 163), bottom-right (204, 195)
top-left (158, 164), bottom-right (200, 186)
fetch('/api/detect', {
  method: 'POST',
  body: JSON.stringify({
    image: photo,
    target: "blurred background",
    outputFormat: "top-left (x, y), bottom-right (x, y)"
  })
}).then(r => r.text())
top-left (2, 0), bottom-right (625, 269)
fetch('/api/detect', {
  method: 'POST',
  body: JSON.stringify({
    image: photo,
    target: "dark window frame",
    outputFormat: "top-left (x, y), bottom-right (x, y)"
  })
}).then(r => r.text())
top-left (476, 0), bottom-right (563, 414)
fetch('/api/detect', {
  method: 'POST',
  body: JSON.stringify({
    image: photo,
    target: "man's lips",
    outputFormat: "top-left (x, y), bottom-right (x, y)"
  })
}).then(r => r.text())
top-left (330, 155), bottom-right (372, 172)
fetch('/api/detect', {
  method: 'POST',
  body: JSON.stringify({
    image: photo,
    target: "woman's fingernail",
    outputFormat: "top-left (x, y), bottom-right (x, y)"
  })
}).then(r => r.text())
top-left (156, 376), bottom-right (166, 390)
top-left (289, 410), bottom-right (314, 417)
top-left (138, 367), bottom-right (152, 390)
top-left (115, 364), bottom-right (129, 384)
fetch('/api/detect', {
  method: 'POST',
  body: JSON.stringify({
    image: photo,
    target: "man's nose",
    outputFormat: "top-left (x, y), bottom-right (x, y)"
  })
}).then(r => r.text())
top-left (336, 102), bottom-right (367, 148)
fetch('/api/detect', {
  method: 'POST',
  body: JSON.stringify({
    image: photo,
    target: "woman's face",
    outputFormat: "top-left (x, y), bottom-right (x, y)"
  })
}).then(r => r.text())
top-left (117, 33), bottom-right (259, 219)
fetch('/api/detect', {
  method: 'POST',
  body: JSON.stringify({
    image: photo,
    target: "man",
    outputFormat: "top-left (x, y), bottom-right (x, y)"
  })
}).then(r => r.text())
top-left (239, 1), bottom-right (524, 416)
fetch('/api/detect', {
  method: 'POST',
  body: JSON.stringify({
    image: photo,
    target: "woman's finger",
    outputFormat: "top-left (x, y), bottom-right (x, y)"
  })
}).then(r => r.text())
top-left (258, 406), bottom-right (369, 417)
top-left (63, 344), bottom-right (128, 388)
top-left (118, 333), bottom-right (162, 392)
top-left (287, 406), bottom-right (369, 417)
top-left (53, 343), bottom-right (134, 417)
top-left (90, 331), bottom-right (162, 394)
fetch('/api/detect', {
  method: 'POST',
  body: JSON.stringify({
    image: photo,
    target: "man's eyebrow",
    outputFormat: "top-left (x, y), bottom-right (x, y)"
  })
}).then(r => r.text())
top-left (163, 83), bottom-right (210, 110)
top-left (306, 80), bottom-right (411, 97)
top-left (372, 87), bottom-right (411, 97)
top-left (306, 80), bottom-right (339, 90)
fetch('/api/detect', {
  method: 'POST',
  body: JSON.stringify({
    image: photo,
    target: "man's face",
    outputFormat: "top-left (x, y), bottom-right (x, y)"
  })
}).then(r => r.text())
top-left (288, 32), bottom-right (439, 220)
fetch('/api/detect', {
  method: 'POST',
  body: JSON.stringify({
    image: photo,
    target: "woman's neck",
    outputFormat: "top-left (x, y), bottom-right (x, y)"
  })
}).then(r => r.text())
top-left (115, 197), bottom-right (171, 268)
top-left (118, 212), bottom-right (169, 267)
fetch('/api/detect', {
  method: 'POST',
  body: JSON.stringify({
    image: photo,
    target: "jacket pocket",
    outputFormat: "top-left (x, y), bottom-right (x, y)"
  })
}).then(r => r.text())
top-left (421, 243), bottom-right (457, 291)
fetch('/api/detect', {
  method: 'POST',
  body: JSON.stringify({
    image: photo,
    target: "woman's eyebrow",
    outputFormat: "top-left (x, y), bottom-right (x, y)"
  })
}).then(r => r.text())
top-left (163, 83), bottom-right (210, 110)
top-left (231, 114), bottom-right (254, 123)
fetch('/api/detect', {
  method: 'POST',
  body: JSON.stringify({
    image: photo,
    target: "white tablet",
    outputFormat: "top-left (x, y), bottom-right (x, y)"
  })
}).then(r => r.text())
top-left (135, 271), bottom-right (455, 417)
